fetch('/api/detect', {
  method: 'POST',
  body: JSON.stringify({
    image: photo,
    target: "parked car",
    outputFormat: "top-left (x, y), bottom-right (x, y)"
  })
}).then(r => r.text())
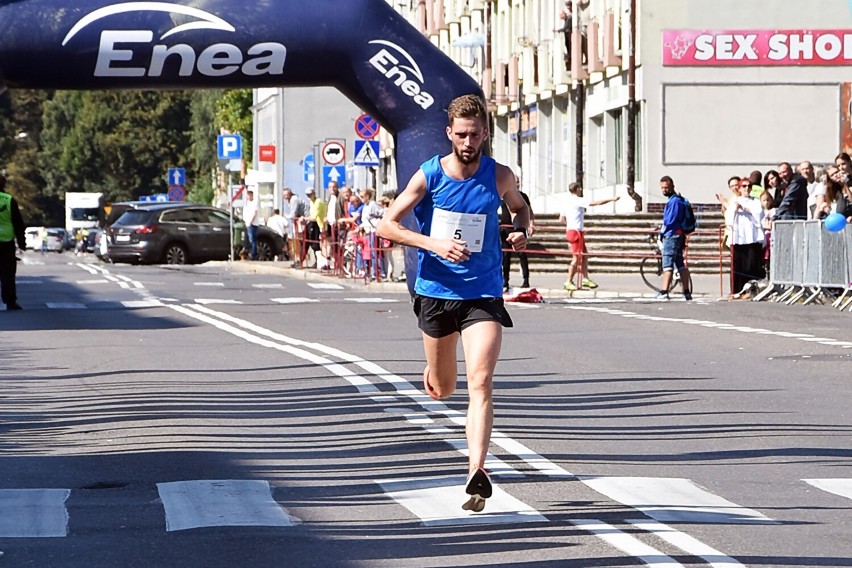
top-left (107, 203), bottom-right (284, 265)
top-left (25, 227), bottom-right (65, 252)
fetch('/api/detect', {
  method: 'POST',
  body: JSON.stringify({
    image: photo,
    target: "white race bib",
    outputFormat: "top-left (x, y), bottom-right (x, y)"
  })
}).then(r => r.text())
top-left (429, 209), bottom-right (487, 253)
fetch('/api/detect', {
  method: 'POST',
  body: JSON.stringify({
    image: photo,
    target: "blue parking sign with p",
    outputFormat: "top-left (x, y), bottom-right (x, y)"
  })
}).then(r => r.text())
top-left (217, 134), bottom-right (242, 159)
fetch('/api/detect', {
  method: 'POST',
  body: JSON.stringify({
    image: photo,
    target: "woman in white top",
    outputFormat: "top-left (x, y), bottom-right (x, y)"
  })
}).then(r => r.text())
top-left (727, 177), bottom-right (765, 297)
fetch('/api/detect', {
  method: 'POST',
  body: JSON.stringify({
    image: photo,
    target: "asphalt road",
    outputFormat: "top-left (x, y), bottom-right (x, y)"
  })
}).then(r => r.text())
top-left (1, 251), bottom-right (851, 568)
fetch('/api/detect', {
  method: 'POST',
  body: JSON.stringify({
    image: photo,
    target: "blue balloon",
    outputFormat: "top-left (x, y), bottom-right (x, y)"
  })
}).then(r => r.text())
top-left (825, 212), bottom-right (848, 232)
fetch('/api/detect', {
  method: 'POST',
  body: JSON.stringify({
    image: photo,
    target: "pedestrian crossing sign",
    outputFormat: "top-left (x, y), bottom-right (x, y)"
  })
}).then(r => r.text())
top-left (353, 139), bottom-right (380, 166)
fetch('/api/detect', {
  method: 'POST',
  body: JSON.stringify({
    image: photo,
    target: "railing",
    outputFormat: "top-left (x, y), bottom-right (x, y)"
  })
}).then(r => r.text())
top-left (755, 220), bottom-right (852, 310)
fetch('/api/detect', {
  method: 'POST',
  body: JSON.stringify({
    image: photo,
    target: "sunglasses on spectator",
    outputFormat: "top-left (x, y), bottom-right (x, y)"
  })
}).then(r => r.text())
top-left (739, 182), bottom-right (751, 188)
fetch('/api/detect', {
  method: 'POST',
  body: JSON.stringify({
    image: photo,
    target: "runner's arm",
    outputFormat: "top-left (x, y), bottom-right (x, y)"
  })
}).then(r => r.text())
top-left (496, 165), bottom-right (529, 250)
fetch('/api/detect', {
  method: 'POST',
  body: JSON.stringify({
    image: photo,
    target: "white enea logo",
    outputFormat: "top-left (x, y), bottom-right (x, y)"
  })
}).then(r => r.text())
top-left (62, 2), bottom-right (286, 78)
top-left (368, 40), bottom-right (434, 110)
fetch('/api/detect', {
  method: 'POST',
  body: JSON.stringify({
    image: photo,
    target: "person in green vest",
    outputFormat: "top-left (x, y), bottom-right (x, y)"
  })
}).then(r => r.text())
top-left (0, 173), bottom-right (27, 310)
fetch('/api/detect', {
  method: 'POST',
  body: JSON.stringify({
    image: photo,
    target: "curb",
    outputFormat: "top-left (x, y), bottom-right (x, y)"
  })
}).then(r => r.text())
top-left (209, 260), bottom-right (712, 301)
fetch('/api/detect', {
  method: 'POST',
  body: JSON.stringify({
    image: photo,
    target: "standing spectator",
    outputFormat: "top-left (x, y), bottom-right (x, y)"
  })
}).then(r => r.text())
top-left (303, 188), bottom-right (327, 268)
top-left (716, 176), bottom-right (742, 249)
top-left (501, 175), bottom-right (534, 290)
top-left (378, 196), bottom-right (396, 280)
top-left (265, 208), bottom-right (288, 261)
top-left (0, 173), bottom-right (26, 310)
top-left (560, 182), bottom-right (619, 291)
top-left (241, 189), bottom-right (260, 260)
top-left (775, 162), bottom-right (809, 220)
top-left (797, 161), bottom-right (821, 217)
top-left (748, 170), bottom-right (764, 199)
top-left (759, 190), bottom-right (775, 277)
top-left (283, 187), bottom-right (308, 268)
top-left (814, 165), bottom-right (852, 220)
top-left (656, 176), bottom-right (692, 301)
top-left (727, 177), bottom-right (765, 298)
top-left (763, 170), bottom-right (783, 208)
top-left (323, 181), bottom-right (340, 267)
top-left (39, 226), bottom-right (48, 255)
top-left (360, 188), bottom-right (383, 279)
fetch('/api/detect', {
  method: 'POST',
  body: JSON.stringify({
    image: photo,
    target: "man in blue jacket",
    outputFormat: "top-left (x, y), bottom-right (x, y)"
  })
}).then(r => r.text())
top-left (658, 176), bottom-right (692, 301)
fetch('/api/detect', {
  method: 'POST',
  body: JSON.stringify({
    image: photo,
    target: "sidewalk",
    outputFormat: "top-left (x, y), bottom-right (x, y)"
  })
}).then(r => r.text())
top-left (228, 260), bottom-right (728, 300)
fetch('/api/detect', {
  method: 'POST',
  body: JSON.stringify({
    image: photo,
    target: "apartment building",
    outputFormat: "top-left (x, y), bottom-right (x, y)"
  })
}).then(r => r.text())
top-left (391, 0), bottom-right (852, 213)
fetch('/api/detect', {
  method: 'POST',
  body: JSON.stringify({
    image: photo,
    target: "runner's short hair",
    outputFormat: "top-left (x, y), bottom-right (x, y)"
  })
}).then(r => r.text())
top-left (448, 94), bottom-right (487, 125)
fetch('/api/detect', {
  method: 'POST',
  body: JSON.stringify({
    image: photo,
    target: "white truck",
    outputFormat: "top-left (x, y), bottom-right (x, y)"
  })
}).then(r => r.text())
top-left (64, 192), bottom-right (103, 234)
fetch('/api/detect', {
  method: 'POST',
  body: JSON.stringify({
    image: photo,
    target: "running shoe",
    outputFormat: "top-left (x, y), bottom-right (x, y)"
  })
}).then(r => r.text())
top-left (581, 278), bottom-right (598, 289)
top-left (563, 282), bottom-right (577, 291)
top-left (683, 290), bottom-right (692, 301)
top-left (462, 468), bottom-right (492, 512)
top-left (652, 291), bottom-right (670, 301)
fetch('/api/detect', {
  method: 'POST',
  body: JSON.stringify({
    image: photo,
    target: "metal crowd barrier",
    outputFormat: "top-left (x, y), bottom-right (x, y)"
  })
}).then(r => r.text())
top-left (756, 220), bottom-right (852, 310)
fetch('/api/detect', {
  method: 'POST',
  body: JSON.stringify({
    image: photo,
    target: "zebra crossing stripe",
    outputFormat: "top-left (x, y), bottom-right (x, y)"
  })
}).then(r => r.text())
top-left (804, 479), bottom-right (852, 500)
top-left (307, 283), bottom-right (344, 290)
top-left (0, 489), bottom-right (70, 537)
top-left (272, 297), bottom-right (320, 304)
top-left (376, 476), bottom-right (546, 527)
top-left (581, 477), bottom-right (775, 524)
top-left (628, 519), bottom-right (746, 567)
top-left (569, 519), bottom-right (683, 567)
top-left (157, 480), bottom-right (292, 532)
top-left (46, 303), bottom-right (86, 309)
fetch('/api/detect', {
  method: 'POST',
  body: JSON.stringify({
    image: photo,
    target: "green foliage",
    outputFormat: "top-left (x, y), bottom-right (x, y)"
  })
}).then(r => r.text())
top-left (2, 87), bottom-right (254, 221)
top-left (216, 89), bottom-right (253, 169)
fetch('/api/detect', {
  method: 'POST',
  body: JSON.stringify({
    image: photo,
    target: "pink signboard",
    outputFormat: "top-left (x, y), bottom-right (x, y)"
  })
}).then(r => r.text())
top-left (663, 29), bottom-right (852, 66)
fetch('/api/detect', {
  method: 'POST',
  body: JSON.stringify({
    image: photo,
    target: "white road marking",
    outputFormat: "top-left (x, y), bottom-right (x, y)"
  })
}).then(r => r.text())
top-left (15, 278), bottom-right (43, 284)
top-left (0, 489), bottom-right (70, 537)
top-left (121, 300), bottom-right (164, 308)
top-left (75, 279), bottom-right (110, 284)
top-left (307, 283), bottom-right (344, 290)
top-left (376, 476), bottom-right (546, 527)
top-left (253, 283), bottom-right (284, 289)
top-left (195, 299), bottom-right (242, 305)
top-left (272, 297), bottom-right (320, 304)
top-left (628, 519), bottom-right (746, 567)
top-left (46, 303), bottom-right (86, 309)
top-left (570, 519), bottom-right (684, 567)
top-left (157, 480), bottom-right (292, 532)
top-left (570, 306), bottom-right (852, 349)
top-left (170, 304), bottom-right (745, 564)
top-left (581, 477), bottom-right (774, 524)
top-left (804, 478), bottom-right (852, 500)
top-left (194, 282), bottom-right (225, 287)
top-left (345, 298), bottom-right (398, 303)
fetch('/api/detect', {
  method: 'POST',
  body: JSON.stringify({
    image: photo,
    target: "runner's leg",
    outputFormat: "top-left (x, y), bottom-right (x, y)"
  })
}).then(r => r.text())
top-left (422, 332), bottom-right (459, 399)
top-left (460, 320), bottom-right (502, 473)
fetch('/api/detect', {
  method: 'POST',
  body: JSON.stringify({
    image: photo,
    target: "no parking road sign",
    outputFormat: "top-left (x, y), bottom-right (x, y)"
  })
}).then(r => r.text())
top-left (354, 113), bottom-right (380, 139)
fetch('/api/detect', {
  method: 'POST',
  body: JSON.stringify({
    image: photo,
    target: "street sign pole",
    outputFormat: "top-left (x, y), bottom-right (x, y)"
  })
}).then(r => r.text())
top-left (228, 170), bottom-right (234, 262)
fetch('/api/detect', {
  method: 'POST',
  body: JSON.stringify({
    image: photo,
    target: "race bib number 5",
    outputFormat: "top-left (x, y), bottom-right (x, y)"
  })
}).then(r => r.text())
top-left (430, 209), bottom-right (486, 253)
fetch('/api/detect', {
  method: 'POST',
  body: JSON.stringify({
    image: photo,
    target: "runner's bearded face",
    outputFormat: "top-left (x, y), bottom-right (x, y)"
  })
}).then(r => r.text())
top-left (447, 117), bottom-right (486, 165)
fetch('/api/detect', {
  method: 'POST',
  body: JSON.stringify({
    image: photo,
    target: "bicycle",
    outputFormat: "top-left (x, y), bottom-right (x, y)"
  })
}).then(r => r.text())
top-left (639, 233), bottom-right (693, 294)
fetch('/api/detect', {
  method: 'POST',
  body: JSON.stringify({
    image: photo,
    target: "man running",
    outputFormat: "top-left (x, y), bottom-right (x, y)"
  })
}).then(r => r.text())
top-left (377, 94), bottom-right (530, 512)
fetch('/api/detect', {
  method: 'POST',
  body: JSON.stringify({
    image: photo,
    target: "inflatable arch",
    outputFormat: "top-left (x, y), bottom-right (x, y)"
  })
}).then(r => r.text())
top-left (0, 0), bottom-right (482, 291)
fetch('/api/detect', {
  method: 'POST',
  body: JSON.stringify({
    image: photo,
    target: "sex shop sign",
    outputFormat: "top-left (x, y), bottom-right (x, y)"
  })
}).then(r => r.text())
top-left (663, 29), bottom-right (852, 66)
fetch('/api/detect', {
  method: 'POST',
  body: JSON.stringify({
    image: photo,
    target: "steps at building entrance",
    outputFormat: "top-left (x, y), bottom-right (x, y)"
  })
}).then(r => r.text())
top-left (523, 211), bottom-right (726, 275)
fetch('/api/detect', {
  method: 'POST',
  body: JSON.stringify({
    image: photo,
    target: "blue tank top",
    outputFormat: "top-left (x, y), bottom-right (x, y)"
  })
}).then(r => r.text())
top-left (413, 155), bottom-right (503, 299)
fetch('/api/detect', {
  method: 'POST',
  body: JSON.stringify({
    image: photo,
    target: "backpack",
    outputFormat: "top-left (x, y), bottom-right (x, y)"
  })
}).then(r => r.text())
top-left (679, 194), bottom-right (696, 234)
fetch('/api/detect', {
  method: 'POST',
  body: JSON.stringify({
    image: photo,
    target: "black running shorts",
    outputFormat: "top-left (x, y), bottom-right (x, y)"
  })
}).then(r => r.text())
top-left (413, 294), bottom-right (513, 338)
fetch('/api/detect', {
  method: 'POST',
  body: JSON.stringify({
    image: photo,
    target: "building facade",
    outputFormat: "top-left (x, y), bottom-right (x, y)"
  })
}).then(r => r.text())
top-left (251, 0), bottom-right (852, 215)
top-left (387, 0), bottom-right (852, 213)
